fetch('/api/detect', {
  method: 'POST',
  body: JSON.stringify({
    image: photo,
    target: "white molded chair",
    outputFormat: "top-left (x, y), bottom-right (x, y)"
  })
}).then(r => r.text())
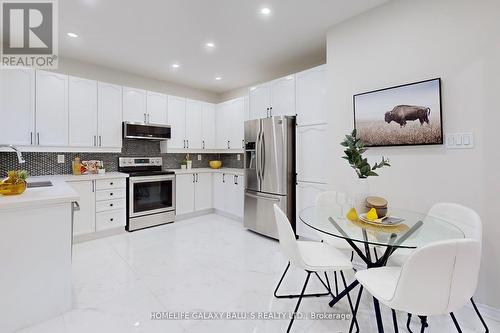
top-left (354, 238), bottom-right (482, 332)
top-left (273, 204), bottom-right (357, 332)
top-left (388, 202), bottom-right (488, 332)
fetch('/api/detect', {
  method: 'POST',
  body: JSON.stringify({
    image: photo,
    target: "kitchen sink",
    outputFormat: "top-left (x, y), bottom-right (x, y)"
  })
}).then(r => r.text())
top-left (27, 181), bottom-right (53, 188)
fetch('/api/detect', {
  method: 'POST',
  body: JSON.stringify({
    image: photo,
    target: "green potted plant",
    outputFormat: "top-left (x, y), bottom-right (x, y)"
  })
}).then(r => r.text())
top-left (341, 129), bottom-right (390, 212)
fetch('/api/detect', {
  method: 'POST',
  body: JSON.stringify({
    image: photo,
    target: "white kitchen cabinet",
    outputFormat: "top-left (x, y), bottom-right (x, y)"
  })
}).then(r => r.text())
top-left (98, 82), bottom-right (123, 148)
top-left (296, 124), bottom-right (328, 183)
top-left (167, 96), bottom-right (187, 149)
top-left (216, 97), bottom-right (244, 150)
top-left (269, 75), bottom-right (295, 116)
top-left (185, 100), bottom-right (203, 149)
top-left (123, 87), bottom-right (147, 123)
top-left (36, 71), bottom-right (69, 146)
top-left (69, 77), bottom-right (98, 147)
top-left (212, 173), bottom-right (225, 211)
top-left (248, 74), bottom-right (296, 120)
top-left (212, 172), bottom-right (244, 219)
top-left (0, 68), bottom-right (35, 146)
top-left (296, 181), bottom-right (326, 240)
top-left (176, 174), bottom-right (195, 215)
top-left (194, 173), bottom-right (212, 211)
top-left (146, 91), bottom-right (167, 124)
top-left (249, 83), bottom-right (270, 120)
top-left (201, 103), bottom-right (216, 149)
top-left (296, 65), bottom-right (326, 125)
top-left (68, 181), bottom-right (95, 236)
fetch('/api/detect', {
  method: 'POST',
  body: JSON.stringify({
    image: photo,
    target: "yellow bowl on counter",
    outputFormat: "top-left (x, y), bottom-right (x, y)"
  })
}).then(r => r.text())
top-left (209, 160), bottom-right (222, 169)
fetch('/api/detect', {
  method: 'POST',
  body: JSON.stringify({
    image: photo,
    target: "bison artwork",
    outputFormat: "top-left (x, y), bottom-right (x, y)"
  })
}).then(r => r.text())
top-left (384, 105), bottom-right (431, 127)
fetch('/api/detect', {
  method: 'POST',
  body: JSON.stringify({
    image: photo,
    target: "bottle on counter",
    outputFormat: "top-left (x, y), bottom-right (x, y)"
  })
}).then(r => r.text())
top-left (72, 157), bottom-right (82, 175)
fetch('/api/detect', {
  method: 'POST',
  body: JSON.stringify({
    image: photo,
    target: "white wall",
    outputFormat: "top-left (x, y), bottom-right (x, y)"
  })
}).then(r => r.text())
top-left (53, 58), bottom-right (219, 103)
top-left (327, 0), bottom-right (500, 308)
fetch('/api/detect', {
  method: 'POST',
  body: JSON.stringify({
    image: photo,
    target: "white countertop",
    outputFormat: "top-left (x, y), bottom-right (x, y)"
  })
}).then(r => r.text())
top-left (0, 172), bottom-right (128, 210)
top-left (168, 168), bottom-right (244, 175)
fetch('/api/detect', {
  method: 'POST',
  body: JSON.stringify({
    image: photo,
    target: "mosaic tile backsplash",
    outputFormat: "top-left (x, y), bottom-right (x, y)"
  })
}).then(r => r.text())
top-left (0, 139), bottom-right (243, 177)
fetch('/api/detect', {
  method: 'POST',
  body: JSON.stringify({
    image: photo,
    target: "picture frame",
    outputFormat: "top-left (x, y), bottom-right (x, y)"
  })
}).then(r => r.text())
top-left (353, 78), bottom-right (443, 147)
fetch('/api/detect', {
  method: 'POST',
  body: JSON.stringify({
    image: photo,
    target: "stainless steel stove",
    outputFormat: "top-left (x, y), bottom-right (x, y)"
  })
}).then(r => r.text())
top-left (118, 157), bottom-right (175, 231)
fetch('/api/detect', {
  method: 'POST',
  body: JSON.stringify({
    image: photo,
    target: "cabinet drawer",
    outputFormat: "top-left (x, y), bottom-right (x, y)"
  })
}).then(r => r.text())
top-left (96, 210), bottom-right (126, 231)
top-left (95, 178), bottom-right (126, 190)
top-left (96, 188), bottom-right (126, 201)
top-left (96, 198), bottom-right (126, 212)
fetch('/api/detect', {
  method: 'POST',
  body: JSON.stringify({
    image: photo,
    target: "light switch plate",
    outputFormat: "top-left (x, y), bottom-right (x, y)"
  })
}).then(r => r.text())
top-left (197, 155), bottom-right (202, 161)
top-left (237, 154), bottom-right (241, 161)
top-left (446, 133), bottom-right (474, 149)
top-left (57, 154), bottom-right (65, 163)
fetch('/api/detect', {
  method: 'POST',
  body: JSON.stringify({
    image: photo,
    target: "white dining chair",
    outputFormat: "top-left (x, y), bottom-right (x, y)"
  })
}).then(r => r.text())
top-left (273, 204), bottom-right (358, 332)
top-left (353, 238), bottom-right (482, 332)
top-left (388, 202), bottom-right (488, 332)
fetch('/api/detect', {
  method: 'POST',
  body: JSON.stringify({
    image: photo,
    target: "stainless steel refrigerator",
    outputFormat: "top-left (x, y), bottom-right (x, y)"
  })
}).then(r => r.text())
top-left (244, 116), bottom-right (296, 239)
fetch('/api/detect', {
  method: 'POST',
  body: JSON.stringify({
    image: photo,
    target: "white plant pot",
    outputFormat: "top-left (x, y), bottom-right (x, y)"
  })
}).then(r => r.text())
top-left (186, 161), bottom-right (192, 169)
top-left (351, 178), bottom-right (370, 214)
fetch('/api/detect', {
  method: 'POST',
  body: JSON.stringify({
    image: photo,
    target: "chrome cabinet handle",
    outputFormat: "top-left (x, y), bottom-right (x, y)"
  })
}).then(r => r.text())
top-left (202, 140), bottom-right (205, 149)
top-left (99, 135), bottom-right (102, 147)
top-left (186, 140), bottom-right (189, 148)
top-left (110, 203), bottom-right (114, 207)
top-left (37, 132), bottom-right (40, 145)
top-left (93, 135), bottom-right (96, 146)
top-left (242, 139), bottom-right (245, 149)
top-left (110, 218), bottom-right (114, 222)
top-left (234, 175), bottom-right (237, 185)
top-left (269, 106), bottom-right (273, 116)
top-left (144, 113), bottom-right (147, 123)
top-left (147, 114), bottom-right (150, 123)
top-left (192, 173), bottom-right (195, 183)
top-left (227, 140), bottom-right (231, 149)
top-left (266, 107), bottom-right (269, 117)
top-left (92, 180), bottom-right (95, 192)
top-left (222, 173), bottom-right (225, 183)
top-left (30, 132), bottom-right (33, 145)
top-left (183, 140), bottom-right (186, 148)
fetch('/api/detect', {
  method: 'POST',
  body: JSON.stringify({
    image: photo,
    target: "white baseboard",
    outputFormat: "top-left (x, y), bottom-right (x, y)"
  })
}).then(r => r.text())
top-left (213, 209), bottom-right (243, 222)
top-left (73, 226), bottom-right (126, 243)
top-left (466, 300), bottom-right (500, 322)
top-left (175, 209), bottom-right (215, 221)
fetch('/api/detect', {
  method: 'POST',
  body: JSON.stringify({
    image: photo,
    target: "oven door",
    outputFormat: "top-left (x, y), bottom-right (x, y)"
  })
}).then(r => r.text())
top-left (129, 175), bottom-right (175, 218)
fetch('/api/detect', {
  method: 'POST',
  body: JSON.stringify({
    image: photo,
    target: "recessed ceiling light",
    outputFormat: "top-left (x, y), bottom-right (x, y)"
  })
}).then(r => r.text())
top-left (215, 76), bottom-right (222, 81)
top-left (205, 42), bottom-right (215, 48)
top-left (171, 63), bottom-right (180, 69)
top-left (260, 7), bottom-right (272, 15)
top-left (67, 32), bottom-right (78, 38)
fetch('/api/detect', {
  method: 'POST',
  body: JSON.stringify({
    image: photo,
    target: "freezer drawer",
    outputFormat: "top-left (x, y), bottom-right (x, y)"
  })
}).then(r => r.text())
top-left (244, 190), bottom-right (289, 239)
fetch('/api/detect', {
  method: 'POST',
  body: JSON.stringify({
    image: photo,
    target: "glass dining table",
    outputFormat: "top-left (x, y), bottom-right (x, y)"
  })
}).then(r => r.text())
top-left (298, 206), bottom-right (465, 333)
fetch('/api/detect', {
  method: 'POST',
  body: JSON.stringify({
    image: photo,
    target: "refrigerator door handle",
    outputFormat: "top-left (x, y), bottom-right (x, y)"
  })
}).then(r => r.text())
top-left (260, 132), bottom-right (266, 181)
top-left (255, 128), bottom-right (262, 185)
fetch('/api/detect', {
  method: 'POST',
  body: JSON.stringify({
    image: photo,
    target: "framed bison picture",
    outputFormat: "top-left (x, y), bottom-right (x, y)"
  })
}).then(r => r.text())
top-left (353, 78), bottom-right (443, 147)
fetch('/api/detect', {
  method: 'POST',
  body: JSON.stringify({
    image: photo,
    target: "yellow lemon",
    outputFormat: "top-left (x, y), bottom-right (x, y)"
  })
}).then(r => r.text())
top-left (346, 208), bottom-right (358, 221)
top-left (366, 208), bottom-right (379, 221)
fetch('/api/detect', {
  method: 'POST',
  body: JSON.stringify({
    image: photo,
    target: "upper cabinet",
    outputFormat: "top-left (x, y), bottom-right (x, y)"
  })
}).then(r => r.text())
top-left (216, 97), bottom-right (244, 150)
top-left (146, 91), bottom-right (167, 124)
top-left (167, 96), bottom-right (186, 149)
top-left (201, 103), bottom-right (216, 149)
top-left (69, 76), bottom-right (98, 147)
top-left (36, 71), bottom-right (69, 147)
top-left (123, 87), bottom-right (147, 123)
top-left (185, 100), bottom-right (203, 149)
top-left (0, 68), bottom-right (35, 146)
top-left (98, 82), bottom-right (122, 148)
top-left (295, 65), bottom-right (326, 125)
top-left (248, 74), bottom-right (296, 120)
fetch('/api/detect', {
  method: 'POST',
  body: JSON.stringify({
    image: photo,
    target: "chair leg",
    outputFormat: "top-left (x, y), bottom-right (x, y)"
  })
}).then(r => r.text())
top-left (450, 313), bottom-right (463, 333)
top-left (418, 316), bottom-right (428, 333)
top-left (274, 262), bottom-right (331, 299)
top-left (287, 272), bottom-right (311, 333)
top-left (334, 271), bottom-right (339, 296)
top-left (407, 313), bottom-right (413, 333)
top-left (391, 309), bottom-right (399, 333)
top-left (471, 297), bottom-right (489, 332)
top-left (340, 271), bottom-right (359, 333)
top-left (349, 285), bottom-right (364, 333)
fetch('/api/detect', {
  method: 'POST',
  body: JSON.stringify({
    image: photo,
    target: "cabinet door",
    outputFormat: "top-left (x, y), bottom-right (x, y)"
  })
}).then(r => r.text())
top-left (270, 75), bottom-right (295, 116)
top-left (226, 97), bottom-right (245, 150)
top-left (176, 174), bottom-right (195, 215)
top-left (201, 103), bottom-right (216, 149)
top-left (98, 82), bottom-right (122, 148)
top-left (215, 102), bottom-right (229, 149)
top-left (0, 68), bottom-right (35, 145)
top-left (167, 96), bottom-right (186, 149)
top-left (233, 174), bottom-right (245, 218)
top-left (146, 91), bottom-right (167, 124)
top-left (123, 87), bottom-right (147, 123)
top-left (296, 65), bottom-right (326, 125)
top-left (296, 124), bottom-right (328, 184)
top-left (36, 71), bottom-right (68, 146)
top-left (225, 174), bottom-right (245, 218)
top-left (195, 173), bottom-right (212, 211)
top-left (296, 181), bottom-right (326, 240)
top-left (69, 76), bottom-right (98, 147)
top-left (185, 100), bottom-right (203, 149)
top-left (69, 181), bottom-right (96, 236)
top-left (212, 173), bottom-right (226, 211)
top-left (249, 83), bottom-right (270, 120)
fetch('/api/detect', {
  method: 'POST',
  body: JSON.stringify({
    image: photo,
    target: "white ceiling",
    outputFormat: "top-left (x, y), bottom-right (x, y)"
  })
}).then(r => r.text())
top-left (60, 0), bottom-right (387, 94)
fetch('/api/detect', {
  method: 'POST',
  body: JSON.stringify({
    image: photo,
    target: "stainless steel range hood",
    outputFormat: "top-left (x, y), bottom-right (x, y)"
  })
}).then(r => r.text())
top-left (123, 122), bottom-right (171, 140)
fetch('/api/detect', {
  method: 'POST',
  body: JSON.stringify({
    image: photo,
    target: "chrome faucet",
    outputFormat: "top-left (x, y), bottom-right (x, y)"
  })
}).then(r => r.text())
top-left (0, 145), bottom-right (26, 164)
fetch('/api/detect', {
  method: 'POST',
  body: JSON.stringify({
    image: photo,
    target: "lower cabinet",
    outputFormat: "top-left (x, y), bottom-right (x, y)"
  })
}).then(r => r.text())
top-left (68, 177), bottom-right (126, 238)
top-left (175, 172), bottom-right (213, 216)
top-left (213, 172), bottom-right (244, 218)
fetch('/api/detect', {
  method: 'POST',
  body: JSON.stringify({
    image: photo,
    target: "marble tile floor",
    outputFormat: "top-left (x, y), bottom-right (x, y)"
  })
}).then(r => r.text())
top-left (19, 214), bottom-right (500, 333)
